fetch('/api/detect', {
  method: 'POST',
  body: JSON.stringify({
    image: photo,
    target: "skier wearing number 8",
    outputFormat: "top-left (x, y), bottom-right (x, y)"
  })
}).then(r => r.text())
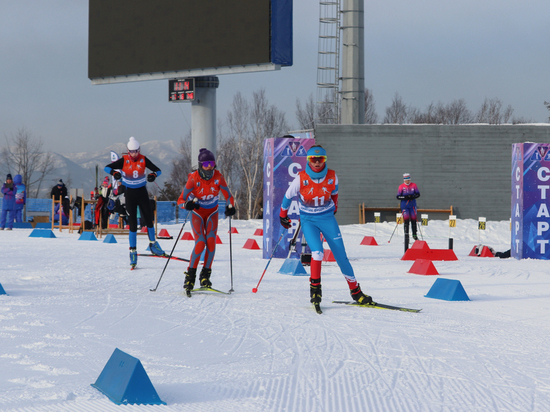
top-left (177, 148), bottom-right (235, 294)
top-left (279, 145), bottom-right (373, 310)
top-left (104, 137), bottom-right (164, 268)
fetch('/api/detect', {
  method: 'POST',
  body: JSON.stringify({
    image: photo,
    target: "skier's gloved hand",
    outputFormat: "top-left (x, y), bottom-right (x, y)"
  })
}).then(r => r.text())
top-left (147, 173), bottom-right (156, 182)
top-left (225, 204), bottom-right (236, 217)
top-left (280, 215), bottom-right (291, 229)
top-left (112, 171), bottom-right (122, 180)
top-left (397, 195), bottom-right (405, 200)
top-left (184, 200), bottom-right (200, 210)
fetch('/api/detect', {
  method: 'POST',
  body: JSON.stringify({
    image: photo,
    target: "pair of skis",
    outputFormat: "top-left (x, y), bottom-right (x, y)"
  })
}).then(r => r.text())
top-left (313, 301), bottom-right (422, 314)
top-left (185, 286), bottom-right (230, 297)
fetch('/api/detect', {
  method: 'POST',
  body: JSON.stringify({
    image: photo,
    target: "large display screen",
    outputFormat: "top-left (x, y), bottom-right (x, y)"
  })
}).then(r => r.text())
top-left (89, 0), bottom-right (292, 81)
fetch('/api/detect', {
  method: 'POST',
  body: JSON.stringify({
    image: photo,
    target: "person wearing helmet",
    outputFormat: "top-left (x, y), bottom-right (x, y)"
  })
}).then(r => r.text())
top-left (279, 145), bottom-right (373, 312)
top-left (104, 137), bottom-right (164, 269)
top-left (177, 148), bottom-right (235, 295)
top-left (396, 173), bottom-right (420, 242)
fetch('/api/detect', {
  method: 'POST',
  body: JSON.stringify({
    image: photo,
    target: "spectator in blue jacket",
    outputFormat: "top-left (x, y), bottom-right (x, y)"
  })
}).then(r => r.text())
top-left (1, 174), bottom-right (17, 230)
top-left (13, 174), bottom-right (26, 223)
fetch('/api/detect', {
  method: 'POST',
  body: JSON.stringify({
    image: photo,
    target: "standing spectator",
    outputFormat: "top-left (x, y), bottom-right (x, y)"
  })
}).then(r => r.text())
top-left (279, 145), bottom-right (372, 312)
top-left (94, 176), bottom-right (112, 229)
top-left (177, 148), bottom-right (235, 295)
top-left (1, 174), bottom-right (17, 230)
top-left (50, 179), bottom-right (70, 219)
top-left (104, 136), bottom-right (164, 269)
top-left (13, 174), bottom-right (26, 223)
top-left (396, 173), bottom-right (420, 241)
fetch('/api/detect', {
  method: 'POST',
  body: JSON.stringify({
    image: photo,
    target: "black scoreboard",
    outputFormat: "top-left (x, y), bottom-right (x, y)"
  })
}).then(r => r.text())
top-left (169, 79), bottom-right (195, 102)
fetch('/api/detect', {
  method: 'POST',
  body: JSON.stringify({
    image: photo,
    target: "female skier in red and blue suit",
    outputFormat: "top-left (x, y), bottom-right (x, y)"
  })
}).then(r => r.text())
top-left (396, 173), bottom-right (420, 240)
top-left (177, 148), bottom-right (235, 293)
top-left (279, 145), bottom-right (372, 307)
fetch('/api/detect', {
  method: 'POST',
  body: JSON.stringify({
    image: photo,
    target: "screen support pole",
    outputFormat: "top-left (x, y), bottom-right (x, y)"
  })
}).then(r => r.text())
top-left (191, 76), bottom-right (220, 167)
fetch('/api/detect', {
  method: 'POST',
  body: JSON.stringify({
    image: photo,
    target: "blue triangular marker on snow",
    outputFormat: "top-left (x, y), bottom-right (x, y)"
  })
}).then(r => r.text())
top-left (278, 259), bottom-right (308, 276)
top-left (0, 283), bottom-right (7, 295)
top-left (425, 278), bottom-right (470, 301)
top-left (29, 229), bottom-right (56, 238)
top-left (91, 348), bottom-right (165, 405)
top-left (79, 232), bottom-right (97, 241)
top-left (12, 222), bottom-right (33, 229)
top-left (103, 234), bottom-right (117, 244)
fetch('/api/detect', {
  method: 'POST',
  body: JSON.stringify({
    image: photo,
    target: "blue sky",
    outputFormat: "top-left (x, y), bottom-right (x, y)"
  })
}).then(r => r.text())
top-left (1, 0), bottom-right (549, 153)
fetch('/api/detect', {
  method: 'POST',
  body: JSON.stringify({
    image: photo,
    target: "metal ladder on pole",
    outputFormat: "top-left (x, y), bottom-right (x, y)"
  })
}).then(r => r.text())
top-left (316, 0), bottom-right (341, 124)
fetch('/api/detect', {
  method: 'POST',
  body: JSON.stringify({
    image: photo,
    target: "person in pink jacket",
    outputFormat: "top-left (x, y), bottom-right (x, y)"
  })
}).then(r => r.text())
top-left (396, 173), bottom-right (420, 241)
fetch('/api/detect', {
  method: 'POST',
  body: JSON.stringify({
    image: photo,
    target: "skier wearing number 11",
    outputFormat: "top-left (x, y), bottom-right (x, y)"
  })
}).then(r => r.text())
top-left (279, 145), bottom-right (373, 313)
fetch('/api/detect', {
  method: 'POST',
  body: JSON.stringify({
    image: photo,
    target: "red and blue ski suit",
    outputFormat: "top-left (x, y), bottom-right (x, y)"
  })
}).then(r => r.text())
top-left (177, 170), bottom-right (234, 270)
top-left (280, 167), bottom-right (360, 291)
top-left (397, 182), bottom-right (420, 237)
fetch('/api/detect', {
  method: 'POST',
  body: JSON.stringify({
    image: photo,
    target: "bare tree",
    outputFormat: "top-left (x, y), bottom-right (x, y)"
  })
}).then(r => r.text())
top-left (216, 131), bottom-right (240, 208)
top-left (511, 116), bottom-right (534, 124)
top-left (544, 101), bottom-right (550, 121)
top-left (384, 93), bottom-right (408, 124)
top-left (408, 99), bottom-right (473, 124)
top-left (316, 89), bottom-right (340, 125)
top-left (295, 93), bottom-right (316, 130)
top-left (1, 128), bottom-right (56, 198)
top-left (446, 99), bottom-right (473, 124)
top-left (475, 98), bottom-right (513, 124)
top-left (159, 135), bottom-right (193, 201)
top-left (364, 88), bottom-right (378, 124)
top-left (226, 89), bottom-right (289, 219)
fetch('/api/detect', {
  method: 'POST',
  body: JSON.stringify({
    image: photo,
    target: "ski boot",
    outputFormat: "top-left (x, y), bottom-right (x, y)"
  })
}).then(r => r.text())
top-left (129, 248), bottom-right (137, 269)
top-left (149, 240), bottom-right (164, 256)
top-left (199, 268), bottom-right (212, 288)
top-left (412, 234), bottom-right (418, 241)
top-left (184, 268), bottom-right (197, 297)
top-left (350, 284), bottom-right (373, 305)
top-left (310, 279), bottom-right (322, 314)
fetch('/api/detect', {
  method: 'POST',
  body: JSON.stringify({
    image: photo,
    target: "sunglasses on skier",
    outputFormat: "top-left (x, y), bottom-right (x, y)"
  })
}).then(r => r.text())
top-left (201, 161), bottom-right (216, 168)
top-left (307, 155), bottom-right (327, 164)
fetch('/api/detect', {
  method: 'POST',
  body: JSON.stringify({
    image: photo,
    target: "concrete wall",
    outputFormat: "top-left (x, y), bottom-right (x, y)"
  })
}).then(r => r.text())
top-left (314, 124), bottom-right (550, 225)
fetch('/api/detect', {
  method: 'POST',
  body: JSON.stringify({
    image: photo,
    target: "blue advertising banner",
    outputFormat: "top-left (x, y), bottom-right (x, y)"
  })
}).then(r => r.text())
top-left (511, 142), bottom-right (550, 259)
top-left (263, 135), bottom-right (315, 259)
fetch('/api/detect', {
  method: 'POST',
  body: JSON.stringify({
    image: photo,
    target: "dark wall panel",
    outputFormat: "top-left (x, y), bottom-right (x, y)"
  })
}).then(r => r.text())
top-left (315, 124), bottom-right (550, 224)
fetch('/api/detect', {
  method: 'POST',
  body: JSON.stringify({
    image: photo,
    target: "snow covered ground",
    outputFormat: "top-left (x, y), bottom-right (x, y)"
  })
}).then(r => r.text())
top-left (1, 218), bottom-right (550, 412)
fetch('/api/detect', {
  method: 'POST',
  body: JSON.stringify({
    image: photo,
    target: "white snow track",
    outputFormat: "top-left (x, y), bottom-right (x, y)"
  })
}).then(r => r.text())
top-left (1, 219), bottom-right (550, 411)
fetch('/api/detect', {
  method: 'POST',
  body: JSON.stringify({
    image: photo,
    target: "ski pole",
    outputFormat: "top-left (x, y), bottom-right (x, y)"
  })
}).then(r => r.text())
top-left (416, 221), bottom-right (424, 240)
top-left (150, 212), bottom-right (190, 292)
top-left (228, 210), bottom-right (234, 293)
top-left (388, 221), bottom-right (399, 243)
top-left (286, 221), bottom-right (301, 258)
top-left (252, 231), bottom-right (285, 293)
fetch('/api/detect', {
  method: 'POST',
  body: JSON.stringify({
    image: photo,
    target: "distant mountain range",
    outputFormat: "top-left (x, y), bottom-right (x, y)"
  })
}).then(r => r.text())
top-left (43, 140), bottom-right (180, 197)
